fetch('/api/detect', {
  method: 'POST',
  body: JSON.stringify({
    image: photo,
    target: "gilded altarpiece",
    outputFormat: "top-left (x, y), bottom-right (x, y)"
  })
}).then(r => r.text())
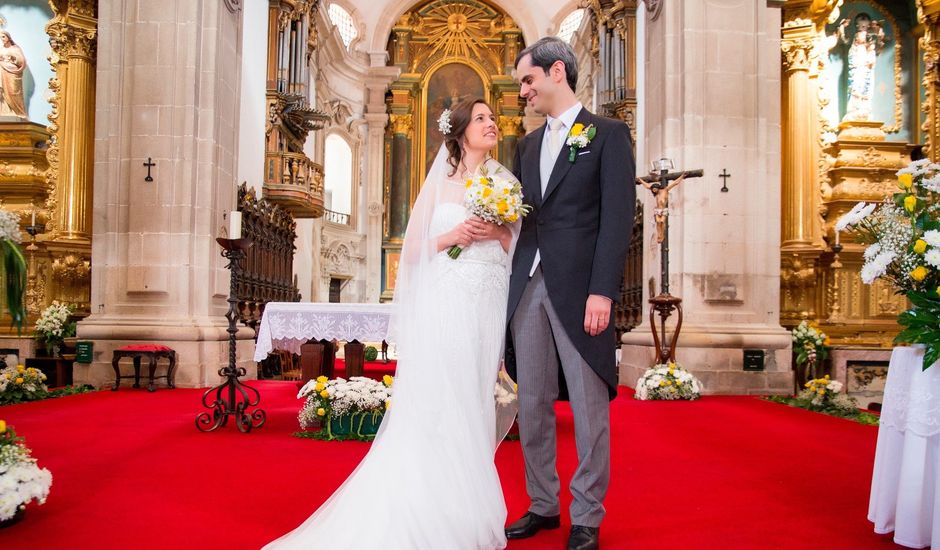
top-left (0, 0), bottom-right (97, 339)
top-left (780, 0), bottom-right (933, 347)
top-left (380, 0), bottom-right (525, 299)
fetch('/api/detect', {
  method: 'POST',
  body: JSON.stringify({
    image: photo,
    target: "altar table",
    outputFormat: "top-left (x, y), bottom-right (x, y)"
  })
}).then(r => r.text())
top-left (868, 346), bottom-right (940, 549)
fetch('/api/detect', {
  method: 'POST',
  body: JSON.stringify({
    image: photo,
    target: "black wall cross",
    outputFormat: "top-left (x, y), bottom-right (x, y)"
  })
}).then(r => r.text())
top-left (719, 169), bottom-right (731, 192)
top-left (144, 157), bottom-right (156, 182)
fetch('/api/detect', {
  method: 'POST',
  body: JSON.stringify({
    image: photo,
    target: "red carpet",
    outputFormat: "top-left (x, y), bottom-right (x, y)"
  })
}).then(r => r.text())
top-left (332, 358), bottom-right (397, 380)
top-left (0, 382), bottom-right (892, 549)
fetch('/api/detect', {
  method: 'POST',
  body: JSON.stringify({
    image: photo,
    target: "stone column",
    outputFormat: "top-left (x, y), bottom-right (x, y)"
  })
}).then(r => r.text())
top-left (620, 1), bottom-right (791, 394)
top-left (77, 0), bottom-right (250, 388)
top-left (364, 57), bottom-right (399, 302)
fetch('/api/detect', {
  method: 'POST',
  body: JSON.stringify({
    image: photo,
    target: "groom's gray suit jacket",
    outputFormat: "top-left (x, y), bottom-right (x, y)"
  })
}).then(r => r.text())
top-left (507, 108), bottom-right (636, 399)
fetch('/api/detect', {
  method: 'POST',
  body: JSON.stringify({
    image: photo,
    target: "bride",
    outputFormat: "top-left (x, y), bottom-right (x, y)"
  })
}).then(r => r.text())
top-left (263, 97), bottom-right (519, 550)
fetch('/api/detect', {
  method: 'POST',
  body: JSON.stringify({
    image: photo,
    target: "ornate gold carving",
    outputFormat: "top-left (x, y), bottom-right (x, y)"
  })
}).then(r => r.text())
top-left (782, 38), bottom-right (815, 71)
top-left (389, 113), bottom-right (413, 136)
top-left (497, 115), bottom-right (522, 137)
top-left (50, 254), bottom-right (90, 283)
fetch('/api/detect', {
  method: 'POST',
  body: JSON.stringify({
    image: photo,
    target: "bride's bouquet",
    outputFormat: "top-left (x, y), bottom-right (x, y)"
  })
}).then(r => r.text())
top-left (448, 165), bottom-right (531, 259)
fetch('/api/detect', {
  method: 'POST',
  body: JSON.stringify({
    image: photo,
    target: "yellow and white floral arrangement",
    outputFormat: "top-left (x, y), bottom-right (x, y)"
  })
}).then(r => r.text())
top-left (297, 375), bottom-right (393, 441)
top-left (448, 166), bottom-right (531, 259)
top-left (836, 158), bottom-right (940, 370)
top-left (0, 420), bottom-right (52, 523)
top-left (0, 364), bottom-right (48, 406)
top-left (634, 362), bottom-right (702, 401)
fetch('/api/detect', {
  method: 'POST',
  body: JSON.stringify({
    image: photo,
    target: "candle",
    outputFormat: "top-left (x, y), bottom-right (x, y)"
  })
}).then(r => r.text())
top-left (31, 209), bottom-right (36, 226)
top-left (229, 211), bottom-right (242, 239)
top-left (834, 230), bottom-right (840, 247)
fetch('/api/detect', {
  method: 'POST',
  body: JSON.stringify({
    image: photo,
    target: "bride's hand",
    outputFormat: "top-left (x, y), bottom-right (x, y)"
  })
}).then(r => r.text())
top-left (466, 217), bottom-right (507, 241)
top-left (438, 221), bottom-right (474, 252)
top-left (466, 217), bottom-right (512, 252)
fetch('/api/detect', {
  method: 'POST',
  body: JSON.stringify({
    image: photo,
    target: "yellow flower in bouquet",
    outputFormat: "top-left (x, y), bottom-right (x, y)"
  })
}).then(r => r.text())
top-left (448, 165), bottom-right (532, 259)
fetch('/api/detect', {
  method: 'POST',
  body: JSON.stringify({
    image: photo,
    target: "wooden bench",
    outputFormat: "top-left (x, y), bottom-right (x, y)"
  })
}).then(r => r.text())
top-left (111, 344), bottom-right (177, 392)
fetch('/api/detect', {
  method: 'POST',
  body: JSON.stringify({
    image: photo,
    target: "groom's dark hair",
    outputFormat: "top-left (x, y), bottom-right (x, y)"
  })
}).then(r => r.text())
top-left (514, 36), bottom-right (579, 93)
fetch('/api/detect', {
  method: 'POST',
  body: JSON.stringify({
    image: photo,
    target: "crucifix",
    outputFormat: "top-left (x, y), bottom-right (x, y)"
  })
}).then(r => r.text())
top-left (719, 168), bottom-right (731, 192)
top-left (143, 157), bottom-right (156, 182)
top-left (635, 158), bottom-right (703, 364)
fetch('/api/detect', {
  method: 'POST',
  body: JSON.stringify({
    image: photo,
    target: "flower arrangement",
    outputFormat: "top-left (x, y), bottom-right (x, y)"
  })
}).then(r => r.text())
top-left (0, 208), bottom-right (27, 333)
top-left (634, 362), bottom-right (703, 401)
top-left (792, 321), bottom-right (830, 380)
top-left (766, 375), bottom-right (877, 425)
top-left (837, 158), bottom-right (940, 370)
top-left (449, 165), bottom-right (532, 259)
top-left (297, 375), bottom-right (393, 441)
top-left (34, 301), bottom-right (76, 356)
top-left (0, 364), bottom-right (48, 406)
top-left (0, 420), bottom-right (52, 523)
top-left (565, 123), bottom-right (596, 162)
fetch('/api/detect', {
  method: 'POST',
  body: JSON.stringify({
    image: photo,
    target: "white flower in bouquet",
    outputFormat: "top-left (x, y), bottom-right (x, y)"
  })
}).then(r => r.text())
top-left (447, 165), bottom-right (532, 259)
top-left (835, 201), bottom-right (877, 232)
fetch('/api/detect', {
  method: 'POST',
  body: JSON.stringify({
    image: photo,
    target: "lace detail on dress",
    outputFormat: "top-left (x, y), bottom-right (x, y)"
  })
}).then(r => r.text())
top-left (427, 202), bottom-right (509, 294)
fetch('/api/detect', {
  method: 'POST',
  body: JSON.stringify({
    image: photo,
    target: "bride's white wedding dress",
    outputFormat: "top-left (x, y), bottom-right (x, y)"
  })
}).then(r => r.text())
top-left (264, 162), bottom-right (513, 549)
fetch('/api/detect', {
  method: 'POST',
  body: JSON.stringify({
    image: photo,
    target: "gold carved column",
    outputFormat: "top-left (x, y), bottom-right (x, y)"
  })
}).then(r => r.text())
top-left (920, 0), bottom-right (940, 160)
top-left (41, 0), bottom-right (97, 313)
top-left (780, 14), bottom-right (820, 323)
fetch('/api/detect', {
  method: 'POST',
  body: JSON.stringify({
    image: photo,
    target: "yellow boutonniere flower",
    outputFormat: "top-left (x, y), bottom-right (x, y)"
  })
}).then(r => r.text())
top-left (915, 239), bottom-right (928, 254)
top-left (904, 195), bottom-right (918, 212)
top-left (898, 173), bottom-right (913, 189)
top-left (911, 266), bottom-right (929, 282)
top-left (566, 123), bottom-right (596, 163)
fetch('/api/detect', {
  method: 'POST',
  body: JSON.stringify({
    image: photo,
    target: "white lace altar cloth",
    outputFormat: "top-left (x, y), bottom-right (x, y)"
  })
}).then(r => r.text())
top-left (254, 302), bottom-right (394, 362)
top-left (868, 346), bottom-right (940, 548)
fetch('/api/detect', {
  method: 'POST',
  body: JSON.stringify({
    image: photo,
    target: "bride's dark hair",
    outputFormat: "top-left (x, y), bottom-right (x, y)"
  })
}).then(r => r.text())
top-left (443, 97), bottom-right (490, 177)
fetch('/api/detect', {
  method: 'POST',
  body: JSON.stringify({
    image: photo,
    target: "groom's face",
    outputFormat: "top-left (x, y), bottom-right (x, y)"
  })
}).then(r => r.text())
top-left (516, 54), bottom-right (564, 116)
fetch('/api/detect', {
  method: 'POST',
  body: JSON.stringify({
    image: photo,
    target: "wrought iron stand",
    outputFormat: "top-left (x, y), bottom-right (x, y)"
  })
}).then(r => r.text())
top-left (195, 237), bottom-right (266, 433)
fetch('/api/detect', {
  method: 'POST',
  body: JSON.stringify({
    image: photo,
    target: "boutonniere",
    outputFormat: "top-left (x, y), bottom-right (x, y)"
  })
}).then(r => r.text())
top-left (566, 123), bottom-right (596, 163)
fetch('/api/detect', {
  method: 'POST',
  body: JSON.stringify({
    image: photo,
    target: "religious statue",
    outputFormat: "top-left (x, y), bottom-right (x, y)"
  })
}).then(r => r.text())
top-left (636, 173), bottom-right (686, 243)
top-left (835, 12), bottom-right (886, 122)
top-left (0, 30), bottom-right (28, 118)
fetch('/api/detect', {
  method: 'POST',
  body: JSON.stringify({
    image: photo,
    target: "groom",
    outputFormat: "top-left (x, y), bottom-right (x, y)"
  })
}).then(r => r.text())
top-left (506, 37), bottom-right (635, 550)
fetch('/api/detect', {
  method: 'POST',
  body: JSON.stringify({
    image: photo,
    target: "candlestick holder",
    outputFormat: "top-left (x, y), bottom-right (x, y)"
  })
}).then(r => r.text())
top-left (196, 237), bottom-right (266, 433)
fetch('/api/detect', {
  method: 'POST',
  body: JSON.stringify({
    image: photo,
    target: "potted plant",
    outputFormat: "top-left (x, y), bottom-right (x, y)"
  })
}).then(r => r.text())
top-left (296, 375), bottom-right (393, 441)
top-left (34, 301), bottom-right (76, 357)
top-left (0, 420), bottom-right (52, 527)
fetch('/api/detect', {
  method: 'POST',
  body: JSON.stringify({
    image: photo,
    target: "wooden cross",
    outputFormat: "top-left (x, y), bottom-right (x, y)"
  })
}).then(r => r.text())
top-left (143, 157), bottom-right (156, 182)
top-left (719, 168), bottom-right (731, 192)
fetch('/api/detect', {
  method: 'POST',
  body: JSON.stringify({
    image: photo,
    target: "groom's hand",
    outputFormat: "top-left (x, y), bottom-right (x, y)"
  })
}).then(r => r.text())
top-left (584, 294), bottom-right (613, 336)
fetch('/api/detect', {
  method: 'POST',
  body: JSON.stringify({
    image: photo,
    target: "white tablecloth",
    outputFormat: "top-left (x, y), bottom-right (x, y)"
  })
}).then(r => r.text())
top-left (868, 346), bottom-right (940, 549)
top-left (253, 302), bottom-right (394, 362)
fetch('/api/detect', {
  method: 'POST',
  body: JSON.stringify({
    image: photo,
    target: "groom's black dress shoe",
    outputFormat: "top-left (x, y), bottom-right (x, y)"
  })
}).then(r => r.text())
top-left (567, 525), bottom-right (600, 550)
top-left (504, 511), bottom-right (561, 539)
